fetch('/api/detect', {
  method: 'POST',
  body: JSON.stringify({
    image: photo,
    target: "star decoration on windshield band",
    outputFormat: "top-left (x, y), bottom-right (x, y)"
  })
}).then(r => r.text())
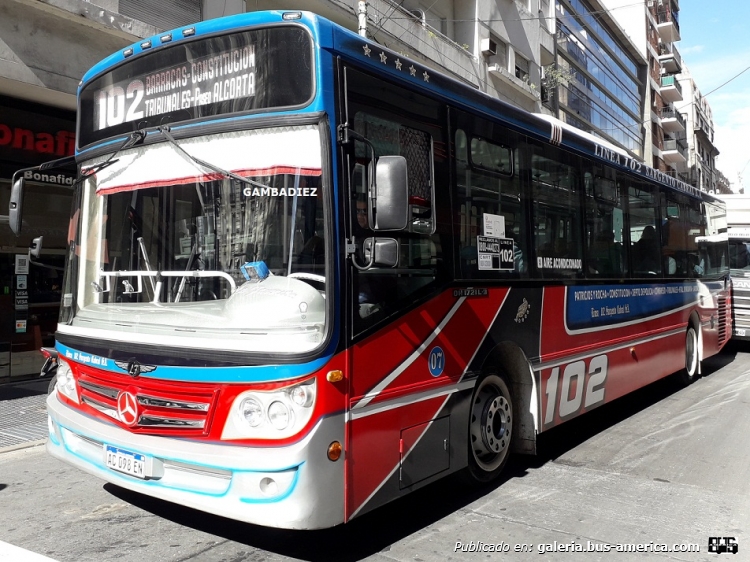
top-left (423, 71), bottom-right (430, 82)
top-left (379, 52), bottom-right (387, 64)
top-left (395, 58), bottom-right (403, 70)
top-left (363, 44), bottom-right (371, 57)
top-left (409, 65), bottom-right (417, 76)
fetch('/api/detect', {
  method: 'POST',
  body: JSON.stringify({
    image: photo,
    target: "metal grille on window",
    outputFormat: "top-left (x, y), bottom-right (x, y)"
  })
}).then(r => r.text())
top-left (399, 127), bottom-right (431, 202)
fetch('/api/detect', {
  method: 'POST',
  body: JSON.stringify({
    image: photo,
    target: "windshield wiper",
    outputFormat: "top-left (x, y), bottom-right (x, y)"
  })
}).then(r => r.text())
top-left (158, 125), bottom-right (271, 190)
top-left (79, 130), bottom-right (147, 181)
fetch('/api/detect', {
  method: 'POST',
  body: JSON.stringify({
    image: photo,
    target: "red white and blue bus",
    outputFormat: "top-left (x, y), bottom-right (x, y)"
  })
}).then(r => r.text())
top-left (8, 11), bottom-right (730, 529)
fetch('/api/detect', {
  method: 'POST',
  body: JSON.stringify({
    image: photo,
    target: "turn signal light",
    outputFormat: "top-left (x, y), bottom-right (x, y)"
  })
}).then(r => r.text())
top-left (326, 370), bottom-right (344, 382)
top-left (327, 441), bottom-right (342, 461)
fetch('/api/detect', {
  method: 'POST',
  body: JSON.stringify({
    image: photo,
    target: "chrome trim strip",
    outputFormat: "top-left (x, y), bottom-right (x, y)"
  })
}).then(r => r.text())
top-left (137, 415), bottom-right (205, 428)
top-left (79, 380), bottom-right (119, 399)
top-left (81, 395), bottom-right (118, 420)
top-left (137, 394), bottom-right (210, 411)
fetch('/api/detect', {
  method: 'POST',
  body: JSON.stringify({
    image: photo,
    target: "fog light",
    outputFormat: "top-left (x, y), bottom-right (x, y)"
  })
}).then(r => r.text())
top-left (259, 477), bottom-right (278, 496)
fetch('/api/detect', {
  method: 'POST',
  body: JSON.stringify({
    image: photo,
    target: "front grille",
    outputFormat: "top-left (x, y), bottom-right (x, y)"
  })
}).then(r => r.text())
top-left (76, 367), bottom-right (217, 436)
top-left (718, 296), bottom-right (728, 346)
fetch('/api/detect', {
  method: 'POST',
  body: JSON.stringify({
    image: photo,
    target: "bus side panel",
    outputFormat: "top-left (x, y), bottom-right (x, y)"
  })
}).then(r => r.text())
top-left (536, 283), bottom-right (711, 432)
top-left (346, 287), bottom-right (510, 521)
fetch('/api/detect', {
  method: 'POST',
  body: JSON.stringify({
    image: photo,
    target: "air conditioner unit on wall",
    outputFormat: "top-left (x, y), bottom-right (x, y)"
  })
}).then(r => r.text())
top-left (481, 38), bottom-right (497, 57)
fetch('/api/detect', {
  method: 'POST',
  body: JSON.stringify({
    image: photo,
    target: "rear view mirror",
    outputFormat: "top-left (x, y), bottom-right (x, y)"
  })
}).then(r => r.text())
top-left (9, 174), bottom-right (25, 235)
top-left (374, 156), bottom-right (408, 231)
top-left (30, 236), bottom-right (43, 258)
top-left (363, 237), bottom-right (398, 267)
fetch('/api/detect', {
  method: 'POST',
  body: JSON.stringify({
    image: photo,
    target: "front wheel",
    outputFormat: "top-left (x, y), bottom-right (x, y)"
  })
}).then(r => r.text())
top-left (678, 326), bottom-right (700, 385)
top-left (466, 373), bottom-right (513, 483)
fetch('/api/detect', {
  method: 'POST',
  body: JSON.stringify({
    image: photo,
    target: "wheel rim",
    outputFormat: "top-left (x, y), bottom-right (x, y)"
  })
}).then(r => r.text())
top-left (686, 328), bottom-right (698, 377)
top-left (470, 377), bottom-right (512, 472)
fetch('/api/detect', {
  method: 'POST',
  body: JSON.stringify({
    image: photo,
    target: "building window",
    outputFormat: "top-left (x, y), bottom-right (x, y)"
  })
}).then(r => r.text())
top-left (515, 52), bottom-right (530, 81)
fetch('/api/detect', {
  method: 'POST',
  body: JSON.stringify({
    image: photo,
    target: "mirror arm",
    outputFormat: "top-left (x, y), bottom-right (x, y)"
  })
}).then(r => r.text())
top-left (347, 237), bottom-right (375, 271)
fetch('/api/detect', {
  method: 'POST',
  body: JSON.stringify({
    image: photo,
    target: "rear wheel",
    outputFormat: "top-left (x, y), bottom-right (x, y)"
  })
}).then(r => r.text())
top-left (679, 326), bottom-right (700, 385)
top-left (466, 373), bottom-right (513, 483)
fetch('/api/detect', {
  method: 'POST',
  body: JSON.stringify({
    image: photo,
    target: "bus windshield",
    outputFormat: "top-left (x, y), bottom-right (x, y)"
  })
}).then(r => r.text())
top-left (59, 124), bottom-right (327, 355)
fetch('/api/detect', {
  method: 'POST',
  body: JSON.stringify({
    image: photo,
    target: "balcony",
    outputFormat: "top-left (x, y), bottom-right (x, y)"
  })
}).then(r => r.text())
top-left (488, 64), bottom-right (540, 101)
top-left (660, 74), bottom-right (683, 103)
top-left (658, 43), bottom-right (682, 74)
top-left (659, 106), bottom-right (686, 133)
top-left (656, 9), bottom-right (681, 43)
top-left (663, 135), bottom-right (688, 164)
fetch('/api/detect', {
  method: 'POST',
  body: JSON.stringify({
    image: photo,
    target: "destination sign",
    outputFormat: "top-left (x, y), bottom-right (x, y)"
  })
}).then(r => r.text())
top-left (92, 45), bottom-right (258, 132)
top-left (79, 26), bottom-right (314, 148)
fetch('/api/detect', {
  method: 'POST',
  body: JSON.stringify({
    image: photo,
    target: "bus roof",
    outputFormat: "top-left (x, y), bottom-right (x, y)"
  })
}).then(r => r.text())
top-left (80, 10), bottom-right (710, 202)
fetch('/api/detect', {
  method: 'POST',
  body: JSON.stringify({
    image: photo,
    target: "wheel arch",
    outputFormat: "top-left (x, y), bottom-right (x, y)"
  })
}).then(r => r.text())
top-left (479, 342), bottom-right (538, 455)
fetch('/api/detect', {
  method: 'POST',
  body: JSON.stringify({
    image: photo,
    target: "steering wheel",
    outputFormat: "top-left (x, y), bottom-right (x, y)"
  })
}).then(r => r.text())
top-left (288, 272), bottom-right (326, 284)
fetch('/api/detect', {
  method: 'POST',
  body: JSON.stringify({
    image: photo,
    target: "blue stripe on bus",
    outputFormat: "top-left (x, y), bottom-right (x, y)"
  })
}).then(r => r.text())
top-left (566, 282), bottom-right (701, 330)
top-left (55, 342), bottom-right (333, 383)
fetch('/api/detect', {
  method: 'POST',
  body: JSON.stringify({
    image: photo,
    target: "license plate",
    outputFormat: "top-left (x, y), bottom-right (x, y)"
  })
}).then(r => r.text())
top-left (104, 445), bottom-right (147, 479)
top-left (736, 329), bottom-right (746, 337)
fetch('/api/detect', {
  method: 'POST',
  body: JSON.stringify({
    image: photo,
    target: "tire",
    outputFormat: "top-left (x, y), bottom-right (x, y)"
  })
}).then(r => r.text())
top-left (465, 373), bottom-right (513, 483)
top-left (678, 326), bottom-right (700, 385)
top-left (47, 373), bottom-right (58, 395)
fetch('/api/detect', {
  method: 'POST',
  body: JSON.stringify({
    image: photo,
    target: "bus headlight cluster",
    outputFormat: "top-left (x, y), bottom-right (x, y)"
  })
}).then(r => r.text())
top-left (223, 378), bottom-right (316, 440)
top-left (55, 359), bottom-right (79, 404)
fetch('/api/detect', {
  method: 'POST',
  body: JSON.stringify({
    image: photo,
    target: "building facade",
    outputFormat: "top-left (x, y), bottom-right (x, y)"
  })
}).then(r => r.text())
top-left (553, 0), bottom-right (648, 159)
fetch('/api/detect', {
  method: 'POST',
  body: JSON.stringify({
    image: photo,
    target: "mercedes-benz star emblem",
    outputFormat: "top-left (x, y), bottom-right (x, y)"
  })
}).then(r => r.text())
top-left (117, 391), bottom-right (139, 426)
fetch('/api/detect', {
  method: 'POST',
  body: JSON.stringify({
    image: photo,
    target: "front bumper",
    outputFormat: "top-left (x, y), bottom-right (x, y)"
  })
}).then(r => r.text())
top-left (46, 392), bottom-right (345, 529)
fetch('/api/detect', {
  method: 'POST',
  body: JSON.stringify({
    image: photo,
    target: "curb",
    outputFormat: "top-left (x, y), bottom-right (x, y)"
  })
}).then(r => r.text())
top-left (0, 439), bottom-right (47, 455)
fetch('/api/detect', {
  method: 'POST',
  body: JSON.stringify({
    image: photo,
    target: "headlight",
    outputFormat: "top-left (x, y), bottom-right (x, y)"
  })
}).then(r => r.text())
top-left (55, 359), bottom-right (79, 404)
top-left (268, 401), bottom-right (291, 430)
top-left (222, 378), bottom-right (316, 440)
top-left (240, 397), bottom-right (263, 427)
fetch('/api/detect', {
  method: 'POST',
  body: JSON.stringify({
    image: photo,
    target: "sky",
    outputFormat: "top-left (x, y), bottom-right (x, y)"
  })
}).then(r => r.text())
top-left (678, 0), bottom-right (750, 192)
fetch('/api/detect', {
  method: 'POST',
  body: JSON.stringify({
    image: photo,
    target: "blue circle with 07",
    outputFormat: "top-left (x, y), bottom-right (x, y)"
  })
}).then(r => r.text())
top-left (428, 346), bottom-right (445, 377)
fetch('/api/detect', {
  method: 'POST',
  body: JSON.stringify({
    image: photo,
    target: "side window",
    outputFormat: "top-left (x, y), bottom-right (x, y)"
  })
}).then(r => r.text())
top-left (662, 191), bottom-right (699, 278)
top-left (528, 143), bottom-right (583, 279)
top-left (353, 113), bottom-right (435, 234)
top-left (629, 181), bottom-right (661, 277)
top-left (454, 118), bottom-right (526, 279)
top-left (344, 68), bottom-right (448, 335)
top-left (584, 163), bottom-right (628, 278)
top-left (702, 201), bottom-right (728, 277)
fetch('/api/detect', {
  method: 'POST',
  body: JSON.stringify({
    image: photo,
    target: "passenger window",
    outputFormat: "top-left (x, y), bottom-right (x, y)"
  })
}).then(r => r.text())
top-left (529, 144), bottom-right (583, 279)
top-left (629, 182), bottom-right (661, 277)
top-left (455, 124), bottom-right (526, 279)
top-left (584, 164), bottom-right (627, 278)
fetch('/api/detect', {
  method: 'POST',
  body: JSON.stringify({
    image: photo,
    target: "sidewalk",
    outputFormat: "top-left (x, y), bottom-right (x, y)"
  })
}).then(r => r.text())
top-left (0, 380), bottom-right (49, 452)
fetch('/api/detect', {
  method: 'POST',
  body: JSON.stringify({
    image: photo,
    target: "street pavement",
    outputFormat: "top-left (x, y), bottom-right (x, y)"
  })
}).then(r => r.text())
top-left (0, 379), bottom-right (49, 452)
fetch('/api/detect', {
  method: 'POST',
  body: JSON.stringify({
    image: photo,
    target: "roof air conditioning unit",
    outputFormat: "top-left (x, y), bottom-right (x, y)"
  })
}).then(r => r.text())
top-left (481, 38), bottom-right (497, 57)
